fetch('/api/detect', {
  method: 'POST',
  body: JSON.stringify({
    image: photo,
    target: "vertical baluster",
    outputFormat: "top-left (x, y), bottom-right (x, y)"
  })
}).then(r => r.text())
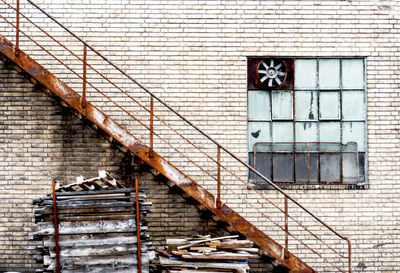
top-left (149, 97), bottom-right (154, 157)
top-left (217, 145), bottom-right (221, 209)
top-left (348, 240), bottom-right (352, 273)
top-left (15, 0), bottom-right (20, 56)
top-left (284, 195), bottom-right (289, 259)
top-left (82, 44), bottom-right (87, 107)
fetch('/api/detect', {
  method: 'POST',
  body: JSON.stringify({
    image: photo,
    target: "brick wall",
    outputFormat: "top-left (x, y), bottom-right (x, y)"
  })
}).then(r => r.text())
top-left (0, 61), bottom-right (221, 272)
top-left (0, 0), bottom-right (399, 272)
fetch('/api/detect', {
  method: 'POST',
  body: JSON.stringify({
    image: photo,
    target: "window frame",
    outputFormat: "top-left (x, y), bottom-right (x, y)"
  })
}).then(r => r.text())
top-left (247, 57), bottom-right (368, 189)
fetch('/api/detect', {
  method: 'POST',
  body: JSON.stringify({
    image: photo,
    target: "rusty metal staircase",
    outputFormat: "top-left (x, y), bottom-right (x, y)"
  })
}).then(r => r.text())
top-left (0, 1), bottom-right (352, 272)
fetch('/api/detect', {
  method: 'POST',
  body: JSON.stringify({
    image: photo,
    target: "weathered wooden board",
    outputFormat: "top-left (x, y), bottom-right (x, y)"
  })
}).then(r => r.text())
top-left (31, 174), bottom-right (151, 273)
top-left (218, 240), bottom-right (253, 249)
top-left (159, 257), bottom-right (249, 273)
top-left (35, 219), bottom-right (148, 235)
top-left (181, 252), bottom-right (255, 260)
top-left (177, 236), bottom-right (239, 250)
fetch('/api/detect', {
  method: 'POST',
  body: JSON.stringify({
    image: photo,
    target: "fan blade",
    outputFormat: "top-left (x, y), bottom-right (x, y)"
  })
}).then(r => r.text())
top-left (278, 71), bottom-right (286, 76)
top-left (275, 77), bottom-right (282, 85)
top-left (268, 78), bottom-right (273, 87)
top-left (275, 63), bottom-right (282, 69)
top-left (270, 59), bottom-right (274, 67)
top-left (258, 70), bottom-right (267, 74)
top-left (260, 75), bottom-right (268, 82)
top-left (262, 62), bottom-right (269, 69)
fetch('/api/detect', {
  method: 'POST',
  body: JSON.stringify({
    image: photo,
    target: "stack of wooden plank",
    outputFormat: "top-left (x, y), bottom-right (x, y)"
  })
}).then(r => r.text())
top-left (157, 235), bottom-right (258, 273)
top-left (30, 170), bottom-right (151, 273)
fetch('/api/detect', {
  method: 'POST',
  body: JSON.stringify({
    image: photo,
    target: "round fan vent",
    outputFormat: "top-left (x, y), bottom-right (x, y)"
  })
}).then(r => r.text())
top-left (256, 58), bottom-right (287, 88)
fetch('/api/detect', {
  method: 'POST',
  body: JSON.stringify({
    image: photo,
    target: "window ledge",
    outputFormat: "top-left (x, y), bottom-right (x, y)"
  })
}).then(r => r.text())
top-left (250, 181), bottom-right (369, 190)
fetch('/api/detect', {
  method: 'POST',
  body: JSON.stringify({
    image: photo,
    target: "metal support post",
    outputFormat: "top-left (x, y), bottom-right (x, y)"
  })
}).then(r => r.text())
top-left (149, 96), bottom-right (154, 157)
top-left (284, 195), bottom-right (289, 260)
top-left (82, 44), bottom-right (87, 108)
top-left (52, 179), bottom-right (61, 273)
top-left (216, 145), bottom-right (221, 209)
top-left (15, 0), bottom-right (20, 56)
top-left (135, 177), bottom-right (142, 273)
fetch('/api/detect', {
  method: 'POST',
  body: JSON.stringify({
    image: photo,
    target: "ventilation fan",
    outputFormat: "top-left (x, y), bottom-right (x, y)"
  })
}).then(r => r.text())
top-left (256, 58), bottom-right (287, 88)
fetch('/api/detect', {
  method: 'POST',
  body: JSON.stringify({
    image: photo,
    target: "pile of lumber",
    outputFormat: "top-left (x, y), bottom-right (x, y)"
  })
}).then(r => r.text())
top-left (29, 170), bottom-right (151, 273)
top-left (157, 235), bottom-right (258, 273)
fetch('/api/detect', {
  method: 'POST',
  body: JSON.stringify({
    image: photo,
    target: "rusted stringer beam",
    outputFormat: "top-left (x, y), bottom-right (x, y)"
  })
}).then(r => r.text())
top-left (0, 35), bottom-right (315, 273)
top-left (52, 179), bottom-right (61, 273)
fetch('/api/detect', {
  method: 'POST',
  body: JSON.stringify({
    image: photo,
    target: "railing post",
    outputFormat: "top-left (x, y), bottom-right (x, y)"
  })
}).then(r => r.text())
top-left (52, 179), bottom-right (61, 273)
top-left (149, 96), bottom-right (154, 157)
top-left (15, 0), bottom-right (20, 56)
top-left (216, 145), bottom-right (221, 209)
top-left (82, 44), bottom-right (87, 108)
top-left (284, 195), bottom-right (289, 259)
top-left (134, 177), bottom-right (142, 273)
top-left (348, 240), bottom-right (352, 273)
top-left (307, 143), bottom-right (310, 184)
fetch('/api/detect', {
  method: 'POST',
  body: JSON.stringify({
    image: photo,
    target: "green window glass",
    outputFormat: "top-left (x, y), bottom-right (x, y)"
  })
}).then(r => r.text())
top-left (271, 91), bottom-right (293, 120)
top-left (248, 58), bottom-right (367, 185)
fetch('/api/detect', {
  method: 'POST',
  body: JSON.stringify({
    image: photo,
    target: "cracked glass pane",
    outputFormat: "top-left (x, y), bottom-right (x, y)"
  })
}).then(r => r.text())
top-left (342, 122), bottom-right (365, 152)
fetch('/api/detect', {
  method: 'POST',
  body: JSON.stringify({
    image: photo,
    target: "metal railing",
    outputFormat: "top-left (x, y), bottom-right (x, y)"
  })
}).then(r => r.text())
top-left (0, 1), bottom-right (352, 272)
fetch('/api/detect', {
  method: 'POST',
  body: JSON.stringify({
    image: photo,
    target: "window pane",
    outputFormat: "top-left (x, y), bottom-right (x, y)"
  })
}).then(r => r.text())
top-left (319, 122), bottom-right (341, 142)
top-left (248, 90), bottom-right (270, 120)
top-left (358, 152), bottom-right (366, 183)
top-left (254, 152), bottom-right (272, 182)
top-left (272, 122), bottom-right (294, 142)
top-left (295, 59), bottom-right (317, 89)
top-left (248, 122), bottom-right (271, 152)
top-left (319, 91), bottom-right (340, 120)
top-left (342, 122), bottom-right (365, 152)
top-left (342, 91), bottom-right (364, 120)
top-left (295, 91), bottom-right (318, 121)
top-left (295, 153), bottom-right (318, 183)
top-left (319, 59), bottom-right (340, 89)
top-left (342, 152), bottom-right (359, 183)
top-left (295, 122), bottom-right (318, 142)
top-left (272, 91), bottom-right (293, 120)
top-left (342, 59), bottom-right (364, 89)
top-left (320, 154), bottom-right (340, 183)
top-left (273, 153), bottom-right (294, 182)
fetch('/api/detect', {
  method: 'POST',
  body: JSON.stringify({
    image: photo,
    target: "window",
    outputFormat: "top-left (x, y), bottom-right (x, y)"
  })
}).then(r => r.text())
top-left (247, 58), bottom-right (366, 186)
